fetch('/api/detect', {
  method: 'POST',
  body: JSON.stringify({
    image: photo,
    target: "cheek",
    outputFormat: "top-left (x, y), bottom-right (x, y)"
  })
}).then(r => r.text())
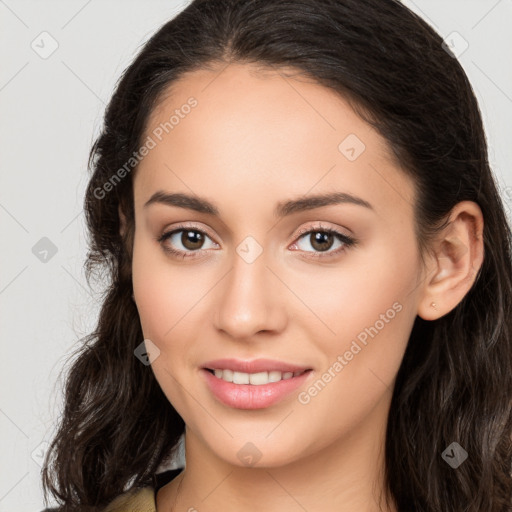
top-left (292, 238), bottom-right (418, 335)
top-left (293, 239), bottom-right (419, 390)
top-left (132, 235), bottom-right (177, 340)
top-left (131, 241), bottom-right (197, 410)
top-left (131, 236), bottom-right (216, 367)
top-left (294, 286), bottom-right (415, 453)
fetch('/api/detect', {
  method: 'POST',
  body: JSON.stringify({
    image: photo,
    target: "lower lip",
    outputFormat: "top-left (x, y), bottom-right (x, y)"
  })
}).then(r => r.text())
top-left (201, 369), bottom-right (312, 410)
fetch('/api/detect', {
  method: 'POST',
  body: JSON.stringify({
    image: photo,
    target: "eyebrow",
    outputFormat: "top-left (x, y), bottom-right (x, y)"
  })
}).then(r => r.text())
top-left (143, 190), bottom-right (373, 217)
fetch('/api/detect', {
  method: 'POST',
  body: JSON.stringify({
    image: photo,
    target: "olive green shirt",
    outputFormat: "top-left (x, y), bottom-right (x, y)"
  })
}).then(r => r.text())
top-left (103, 468), bottom-right (182, 512)
top-left (103, 486), bottom-right (157, 512)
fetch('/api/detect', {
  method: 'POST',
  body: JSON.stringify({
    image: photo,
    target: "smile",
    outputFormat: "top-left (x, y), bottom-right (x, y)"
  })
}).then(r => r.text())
top-left (201, 368), bottom-right (313, 409)
top-left (206, 368), bottom-right (308, 385)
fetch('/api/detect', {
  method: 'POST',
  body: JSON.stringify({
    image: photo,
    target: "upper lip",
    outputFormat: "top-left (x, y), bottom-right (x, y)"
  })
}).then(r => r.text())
top-left (202, 358), bottom-right (312, 373)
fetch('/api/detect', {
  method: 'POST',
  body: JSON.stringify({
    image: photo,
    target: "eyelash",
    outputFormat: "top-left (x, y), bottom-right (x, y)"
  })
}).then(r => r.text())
top-left (156, 223), bottom-right (357, 260)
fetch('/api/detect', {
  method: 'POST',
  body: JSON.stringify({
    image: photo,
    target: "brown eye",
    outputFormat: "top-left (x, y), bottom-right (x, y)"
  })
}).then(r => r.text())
top-left (308, 231), bottom-right (335, 252)
top-left (293, 228), bottom-right (356, 258)
top-left (157, 225), bottom-right (219, 259)
top-left (180, 230), bottom-right (205, 250)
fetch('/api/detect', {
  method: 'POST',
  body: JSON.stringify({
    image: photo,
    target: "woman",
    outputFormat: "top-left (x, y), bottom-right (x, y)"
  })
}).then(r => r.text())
top-left (41, 0), bottom-right (512, 510)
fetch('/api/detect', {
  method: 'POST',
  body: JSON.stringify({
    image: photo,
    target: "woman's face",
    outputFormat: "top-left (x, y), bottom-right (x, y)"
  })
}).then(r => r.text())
top-left (130, 62), bottom-right (428, 468)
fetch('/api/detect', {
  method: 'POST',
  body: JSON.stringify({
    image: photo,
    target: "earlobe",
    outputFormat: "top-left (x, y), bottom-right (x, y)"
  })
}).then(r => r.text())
top-left (417, 201), bottom-right (484, 321)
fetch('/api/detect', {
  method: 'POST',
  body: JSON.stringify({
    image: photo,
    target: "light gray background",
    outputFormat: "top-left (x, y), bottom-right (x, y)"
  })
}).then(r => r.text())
top-left (1, 1), bottom-right (511, 510)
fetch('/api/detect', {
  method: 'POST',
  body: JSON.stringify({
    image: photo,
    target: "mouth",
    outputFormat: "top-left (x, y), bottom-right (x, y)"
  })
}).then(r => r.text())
top-left (200, 361), bottom-right (314, 409)
top-left (203, 367), bottom-right (312, 385)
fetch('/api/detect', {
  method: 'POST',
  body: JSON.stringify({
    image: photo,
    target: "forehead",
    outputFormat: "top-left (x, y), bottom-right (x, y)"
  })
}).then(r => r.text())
top-left (134, 62), bottom-right (415, 221)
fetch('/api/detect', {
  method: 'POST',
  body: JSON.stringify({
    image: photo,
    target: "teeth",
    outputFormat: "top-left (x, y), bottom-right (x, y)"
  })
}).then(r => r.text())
top-left (268, 370), bottom-right (282, 382)
top-left (233, 371), bottom-right (249, 384)
top-left (211, 369), bottom-right (305, 385)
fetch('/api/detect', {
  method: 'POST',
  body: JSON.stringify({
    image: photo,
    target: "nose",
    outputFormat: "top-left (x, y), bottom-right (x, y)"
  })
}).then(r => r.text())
top-left (213, 244), bottom-right (287, 341)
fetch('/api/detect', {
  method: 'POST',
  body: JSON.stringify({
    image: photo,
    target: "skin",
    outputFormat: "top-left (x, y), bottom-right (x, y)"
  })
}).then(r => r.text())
top-left (120, 62), bottom-right (484, 512)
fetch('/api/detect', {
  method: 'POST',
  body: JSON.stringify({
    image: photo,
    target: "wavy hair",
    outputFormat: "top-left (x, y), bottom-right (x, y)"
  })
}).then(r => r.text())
top-left (42, 0), bottom-right (512, 510)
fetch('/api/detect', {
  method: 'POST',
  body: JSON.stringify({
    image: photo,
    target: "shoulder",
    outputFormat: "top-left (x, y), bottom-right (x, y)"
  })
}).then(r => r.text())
top-left (39, 487), bottom-right (156, 512)
top-left (101, 468), bottom-right (183, 512)
top-left (102, 486), bottom-right (155, 512)
top-left (39, 469), bottom-right (183, 512)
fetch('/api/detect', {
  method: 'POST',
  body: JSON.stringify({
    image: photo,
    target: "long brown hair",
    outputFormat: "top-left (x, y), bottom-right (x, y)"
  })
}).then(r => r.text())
top-left (42, 0), bottom-right (512, 510)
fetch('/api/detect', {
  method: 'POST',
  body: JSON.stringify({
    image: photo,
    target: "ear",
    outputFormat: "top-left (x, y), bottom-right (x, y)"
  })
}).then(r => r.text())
top-left (119, 204), bottom-right (127, 238)
top-left (417, 200), bottom-right (484, 321)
